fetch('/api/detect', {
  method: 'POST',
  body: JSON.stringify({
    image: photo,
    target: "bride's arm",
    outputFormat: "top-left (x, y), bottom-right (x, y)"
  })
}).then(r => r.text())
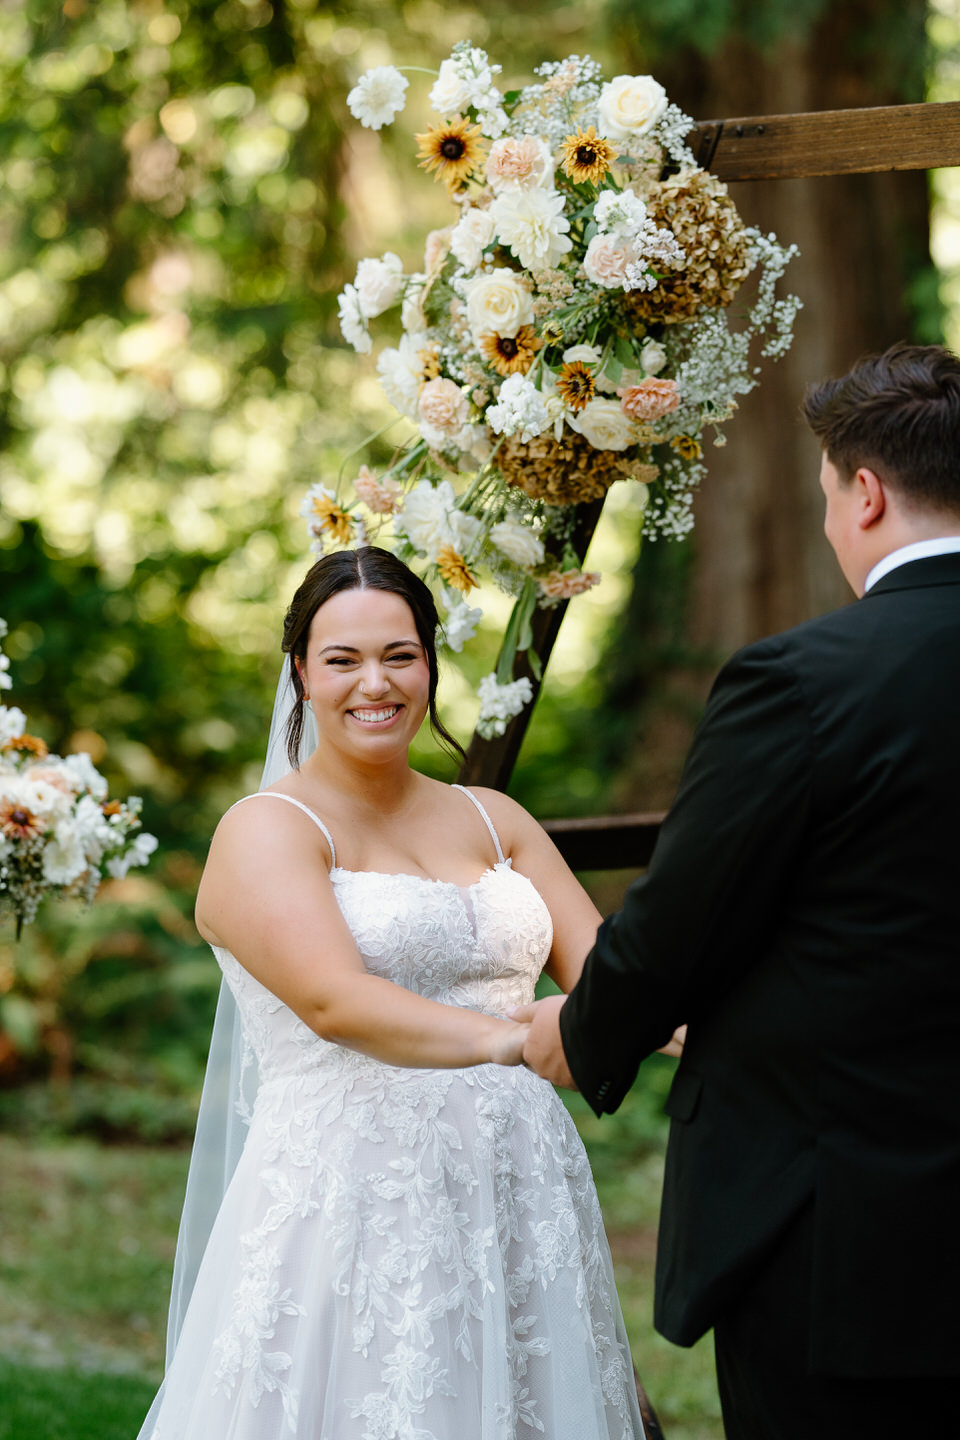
top-left (195, 803), bottom-right (528, 1069)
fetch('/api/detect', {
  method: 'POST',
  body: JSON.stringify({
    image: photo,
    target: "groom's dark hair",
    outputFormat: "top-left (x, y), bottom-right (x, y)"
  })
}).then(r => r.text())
top-left (802, 342), bottom-right (960, 515)
top-left (282, 545), bottom-right (467, 769)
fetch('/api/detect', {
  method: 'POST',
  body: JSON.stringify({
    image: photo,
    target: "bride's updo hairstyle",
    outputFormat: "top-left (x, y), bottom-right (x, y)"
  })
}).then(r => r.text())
top-left (281, 545), bottom-right (467, 768)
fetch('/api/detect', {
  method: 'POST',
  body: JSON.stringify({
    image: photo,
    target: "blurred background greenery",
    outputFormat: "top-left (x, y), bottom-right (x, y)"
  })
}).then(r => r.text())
top-left (1, 0), bottom-right (958, 1434)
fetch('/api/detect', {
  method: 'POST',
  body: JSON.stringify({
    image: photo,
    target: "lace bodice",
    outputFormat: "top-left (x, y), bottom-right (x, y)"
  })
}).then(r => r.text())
top-left (213, 787), bottom-right (553, 1086)
top-left (216, 864), bottom-right (552, 1085)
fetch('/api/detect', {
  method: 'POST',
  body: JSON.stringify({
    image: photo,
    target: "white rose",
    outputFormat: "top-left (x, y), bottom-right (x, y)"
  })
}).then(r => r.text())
top-left (354, 252), bottom-right (405, 319)
top-left (562, 343), bottom-right (602, 366)
top-left (598, 75), bottom-right (668, 142)
top-left (463, 268), bottom-right (534, 341)
top-left (640, 339), bottom-right (668, 375)
top-left (490, 519), bottom-right (545, 568)
top-left (570, 397), bottom-right (638, 451)
top-left (395, 479), bottom-right (457, 559)
top-left (450, 207), bottom-right (496, 272)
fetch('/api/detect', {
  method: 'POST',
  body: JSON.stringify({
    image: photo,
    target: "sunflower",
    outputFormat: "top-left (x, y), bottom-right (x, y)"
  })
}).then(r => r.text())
top-left (479, 326), bottom-right (540, 377)
top-left (310, 494), bottom-right (354, 545)
top-left (416, 115), bottom-right (485, 192)
top-left (0, 800), bottom-right (44, 842)
top-left (435, 544), bottom-right (478, 594)
top-left (559, 126), bottom-right (615, 185)
top-left (555, 360), bottom-right (596, 412)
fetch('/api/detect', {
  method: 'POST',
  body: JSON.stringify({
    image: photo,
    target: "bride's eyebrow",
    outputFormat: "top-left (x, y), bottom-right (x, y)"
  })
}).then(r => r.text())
top-left (318, 639), bottom-right (422, 654)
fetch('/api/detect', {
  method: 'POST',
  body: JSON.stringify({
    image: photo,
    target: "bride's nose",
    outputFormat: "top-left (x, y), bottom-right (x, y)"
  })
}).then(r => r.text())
top-left (357, 663), bottom-right (390, 698)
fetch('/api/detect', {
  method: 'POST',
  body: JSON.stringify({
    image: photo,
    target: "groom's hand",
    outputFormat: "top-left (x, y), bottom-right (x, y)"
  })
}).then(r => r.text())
top-left (509, 995), bottom-right (577, 1090)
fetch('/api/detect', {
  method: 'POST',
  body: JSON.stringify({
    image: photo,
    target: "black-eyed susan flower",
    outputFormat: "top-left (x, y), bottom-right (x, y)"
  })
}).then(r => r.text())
top-left (559, 126), bottom-right (615, 185)
top-left (416, 116), bottom-right (485, 192)
top-left (479, 326), bottom-right (540, 376)
top-left (555, 360), bottom-right (597, 412)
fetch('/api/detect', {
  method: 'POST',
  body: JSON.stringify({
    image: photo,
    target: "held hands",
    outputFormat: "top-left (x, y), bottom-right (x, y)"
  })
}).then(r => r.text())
top-left (508, 995), bottom-right (577, 1090)
top-left (488, 1019), bottom-right (531, 1067)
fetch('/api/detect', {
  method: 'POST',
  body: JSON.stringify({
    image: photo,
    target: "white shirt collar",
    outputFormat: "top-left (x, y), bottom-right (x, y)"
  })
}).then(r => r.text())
top-left (864, 536), bottom-right (960, 593)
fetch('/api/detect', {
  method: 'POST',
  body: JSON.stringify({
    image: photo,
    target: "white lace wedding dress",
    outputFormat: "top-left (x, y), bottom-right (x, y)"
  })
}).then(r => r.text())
top-left (140, 787), bottom-right (645, 1440)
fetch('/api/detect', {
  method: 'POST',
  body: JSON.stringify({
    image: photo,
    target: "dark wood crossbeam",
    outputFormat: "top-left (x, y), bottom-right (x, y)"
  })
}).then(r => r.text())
top-left (690, 98), bottom-right (960, 182)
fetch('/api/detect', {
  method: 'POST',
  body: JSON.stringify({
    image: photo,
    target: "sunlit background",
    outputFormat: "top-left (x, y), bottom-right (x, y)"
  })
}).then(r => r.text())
top-left (0, 3), bottom-right (957, 1436)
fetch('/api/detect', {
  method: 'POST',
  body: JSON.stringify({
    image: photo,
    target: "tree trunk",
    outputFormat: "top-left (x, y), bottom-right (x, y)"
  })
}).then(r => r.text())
top-left (603, 2), bottom-right (931, 810)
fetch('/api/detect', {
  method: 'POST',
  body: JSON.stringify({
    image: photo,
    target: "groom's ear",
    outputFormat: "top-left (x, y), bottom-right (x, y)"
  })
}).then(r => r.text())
top-left (853, 467), bottom-right (887, 529)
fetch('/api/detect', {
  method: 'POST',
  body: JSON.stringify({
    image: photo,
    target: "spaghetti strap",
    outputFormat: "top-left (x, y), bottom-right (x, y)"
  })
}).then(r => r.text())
top-left (451, 783), bottom-right (507, 865)
top-left (229, 792), bottom-right (337, 868)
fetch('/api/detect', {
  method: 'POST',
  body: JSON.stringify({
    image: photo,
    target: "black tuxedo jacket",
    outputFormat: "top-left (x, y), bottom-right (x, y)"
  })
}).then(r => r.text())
top-left (560, 553), bottom-right (960, 1376)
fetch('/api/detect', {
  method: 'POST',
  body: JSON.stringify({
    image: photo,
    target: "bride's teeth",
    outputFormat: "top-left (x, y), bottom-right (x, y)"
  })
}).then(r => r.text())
top-left (353, 706), bottom-right (398, 723)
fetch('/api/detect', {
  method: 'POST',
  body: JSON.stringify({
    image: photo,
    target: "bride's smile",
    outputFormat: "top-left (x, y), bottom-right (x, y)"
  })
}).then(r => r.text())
top-left (297, 587), bottom-right (431, 757)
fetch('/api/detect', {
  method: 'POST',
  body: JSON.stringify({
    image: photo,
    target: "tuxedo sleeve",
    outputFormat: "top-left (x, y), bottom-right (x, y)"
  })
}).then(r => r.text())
top-left (560, 638), bottom-right (814, 1114)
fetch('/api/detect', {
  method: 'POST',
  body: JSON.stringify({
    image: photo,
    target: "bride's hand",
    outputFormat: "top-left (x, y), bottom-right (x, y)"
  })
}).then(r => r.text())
top-left (489, 1020), bottom-right (531, 1067)
top-left (657, 1024), bottom-right (687, 1059)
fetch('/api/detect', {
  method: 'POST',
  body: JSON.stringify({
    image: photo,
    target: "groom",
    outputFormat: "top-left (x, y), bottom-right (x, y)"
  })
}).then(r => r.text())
top-left (515, 343), bottom-right (960, 1437)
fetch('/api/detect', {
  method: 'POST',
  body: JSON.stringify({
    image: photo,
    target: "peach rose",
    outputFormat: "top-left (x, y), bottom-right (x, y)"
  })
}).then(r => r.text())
top-left (485, 136), bottom-right (553, 192)
top-left (583, 234), bottom-right (633, 289)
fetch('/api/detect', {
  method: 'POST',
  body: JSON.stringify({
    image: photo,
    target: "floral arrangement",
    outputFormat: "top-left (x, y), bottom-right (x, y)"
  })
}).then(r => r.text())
top-left (0, 620), bottom-right (158, 937)
top-left (315, 47), bottom-right (800, 737)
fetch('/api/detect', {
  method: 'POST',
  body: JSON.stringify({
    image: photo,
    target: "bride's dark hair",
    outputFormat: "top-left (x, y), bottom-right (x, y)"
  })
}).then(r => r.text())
top-left (281, 546), bottom-right (467, 768)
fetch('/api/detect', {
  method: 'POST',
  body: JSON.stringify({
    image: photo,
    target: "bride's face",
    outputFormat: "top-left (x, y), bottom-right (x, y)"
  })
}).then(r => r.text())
top-left (298, 587), bottom-right (431, 760)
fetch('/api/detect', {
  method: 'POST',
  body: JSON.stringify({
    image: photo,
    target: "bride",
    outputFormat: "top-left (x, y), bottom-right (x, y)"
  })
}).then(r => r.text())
top-left (137, 544), bottom-right (648, 1439)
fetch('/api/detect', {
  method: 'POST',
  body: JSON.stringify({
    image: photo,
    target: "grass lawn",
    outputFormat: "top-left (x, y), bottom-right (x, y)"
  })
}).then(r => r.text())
top-left (0, 1076), bottom-right (723, 1439)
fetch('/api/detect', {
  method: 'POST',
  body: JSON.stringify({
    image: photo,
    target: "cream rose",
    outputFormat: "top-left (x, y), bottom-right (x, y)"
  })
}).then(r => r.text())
top-left (463, 268), bottom-right (534, 340)
top-left (570, 397), bottom-right (638, 451)
top-left (489, 519), bottom-right (545, 568)
top-left (583, 234), bottom-right (634, 289)
top-left (598, 75), bottom-right (668, 143)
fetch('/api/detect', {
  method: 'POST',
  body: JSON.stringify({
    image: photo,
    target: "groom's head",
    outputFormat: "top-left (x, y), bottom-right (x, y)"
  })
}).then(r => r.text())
top-left (802, 343), bottom-right (960, 593)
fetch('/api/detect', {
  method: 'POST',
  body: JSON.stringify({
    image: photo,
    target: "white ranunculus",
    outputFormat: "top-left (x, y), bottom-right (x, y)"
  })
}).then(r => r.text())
top-left (42, 822), bottom-right (88, 885)
top-left (491, 187), bottom-right (571, 272)
top-left (19, 776), bottom-right (72, 820)
top-left (346, 66), bottom-right (409, 130)
top-left (640, 339), bottom-right (668, 375)
top-left (337, 284), bottom-right (371, 354)
top-left (570, 397), bottom-right (638, 451)
top-left (450, 207), bottom-right (496, 272)
top-left (377, 331), bottom-right (428, 418)
top-left (394, 479), bottom-right (458, 559)
top-left (463, 268), bottom-right (534, 341)
top-left (429, 51), bottom-right (498, 115)
top-left (354, 252), bottom-right (405, 319)
top-left (597, 74), bottom-right (668, 142)
top-left (441, 591), bottom-right (484, 652)
top-left (61, 751), bottom-right (109, 800)
top-left (489, 519), bottom-right (545, 568)
top-left (0, 705), bottom-right (26, 745)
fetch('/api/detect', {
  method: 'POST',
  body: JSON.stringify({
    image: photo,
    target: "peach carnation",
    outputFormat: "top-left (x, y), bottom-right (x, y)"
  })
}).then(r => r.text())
top-left (538, 568), bottom-right (601, 601)
top-left (418, 377), bottom-right (470, 433)
top-left (354, 465), bottom-right (402, 516)
top-left (618, 378), bottom-right (681, 422)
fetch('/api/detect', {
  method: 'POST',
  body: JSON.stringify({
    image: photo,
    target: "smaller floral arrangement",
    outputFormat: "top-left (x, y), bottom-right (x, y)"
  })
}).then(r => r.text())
top-left (0, 621), bottom-right (158, 937)
top-left (317, 46), bottom-right (800, 738)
